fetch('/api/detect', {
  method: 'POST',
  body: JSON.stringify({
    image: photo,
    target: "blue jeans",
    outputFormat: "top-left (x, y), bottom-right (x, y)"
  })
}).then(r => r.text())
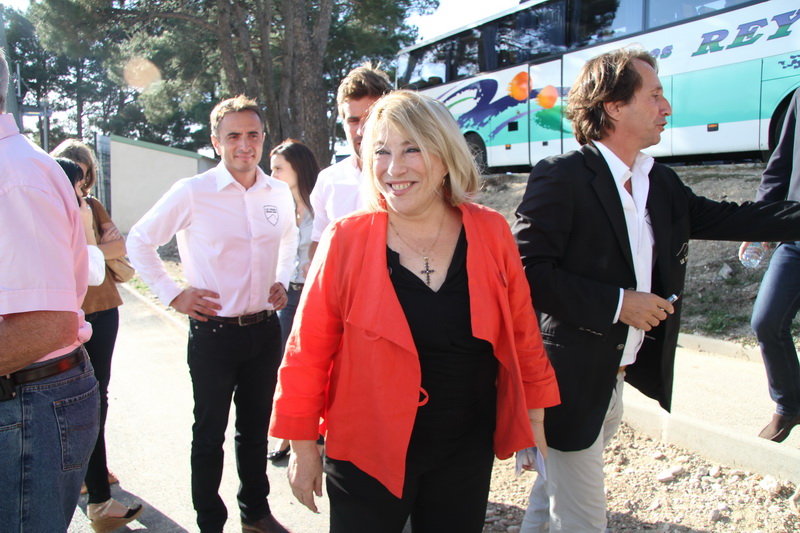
top-left (751, 241), bottom-right (800, 416)
top-left (0, 347), bottom-right (100, 532)
top-left (277, 285), bottom-right (302, 353)
top-left (187, 314), bottom-right (282, 532)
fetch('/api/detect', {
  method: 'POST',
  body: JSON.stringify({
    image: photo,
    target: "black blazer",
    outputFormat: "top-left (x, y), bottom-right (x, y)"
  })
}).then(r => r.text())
top-left (513, 143), bottom-right (800, 452)
top-left (757, 88), bottom-right (799, 203)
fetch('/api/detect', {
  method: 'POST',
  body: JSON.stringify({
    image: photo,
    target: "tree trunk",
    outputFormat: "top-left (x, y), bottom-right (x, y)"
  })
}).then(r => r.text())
top-left (75, 60), bottom-right (84, 138)
top-left (293, 0), bottom-right (334, 166)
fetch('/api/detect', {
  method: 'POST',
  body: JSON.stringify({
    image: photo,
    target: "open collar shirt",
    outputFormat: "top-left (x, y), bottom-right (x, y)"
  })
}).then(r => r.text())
top-left (0, 114), bottom-right (91, 362)
top-left (291, 210), bottom-right (313, 284)
top-left (127, 162), bottom-right (298, 317)
top-left (594, 141), bottom-right (655, 366)
top-left (309, 155), bottom-right (368, 242)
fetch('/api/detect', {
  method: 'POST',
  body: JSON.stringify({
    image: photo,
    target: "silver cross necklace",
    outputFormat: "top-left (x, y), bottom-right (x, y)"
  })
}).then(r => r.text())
top-left (388, 208), bottom-right (447, 287)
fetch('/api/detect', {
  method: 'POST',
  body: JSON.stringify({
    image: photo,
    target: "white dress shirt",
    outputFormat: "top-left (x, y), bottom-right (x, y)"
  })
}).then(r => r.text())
top-left (594, 141), bottom-right (655, 366)
top-left (127, 162), bottom-right (298, 317)
top-left (309, 156), bottom-right (368, 242)
top-left (87, 245), bottom-right (106, 286)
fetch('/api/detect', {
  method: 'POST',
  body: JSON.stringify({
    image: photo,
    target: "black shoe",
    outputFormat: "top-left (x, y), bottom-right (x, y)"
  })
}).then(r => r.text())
top-left (267, 445), bottom-right (290, 461)
top-left (758, 412), bottom-right (800, 442)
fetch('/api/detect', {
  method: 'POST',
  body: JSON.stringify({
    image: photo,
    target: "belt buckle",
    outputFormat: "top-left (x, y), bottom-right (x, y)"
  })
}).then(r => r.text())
top-left (0, 375), bottom-right (16, 401)
top-left (237, 313), bottom-right (260, 326)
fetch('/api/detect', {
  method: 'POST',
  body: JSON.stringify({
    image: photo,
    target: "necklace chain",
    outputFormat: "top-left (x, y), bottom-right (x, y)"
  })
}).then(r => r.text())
top-left (389, 208), bottom-right (447, 287)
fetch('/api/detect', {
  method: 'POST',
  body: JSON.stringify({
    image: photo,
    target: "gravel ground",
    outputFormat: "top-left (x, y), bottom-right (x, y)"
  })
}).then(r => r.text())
top-left (483, 423), bottom-right (800, 532)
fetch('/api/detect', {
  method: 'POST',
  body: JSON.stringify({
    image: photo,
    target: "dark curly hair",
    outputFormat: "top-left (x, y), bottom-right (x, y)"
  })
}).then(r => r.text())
top-left (566, 48), bottom-right (657, 145)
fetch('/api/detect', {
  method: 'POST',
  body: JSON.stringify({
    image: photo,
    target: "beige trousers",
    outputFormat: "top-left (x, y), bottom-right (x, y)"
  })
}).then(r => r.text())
top-left (521, 372), bottom-right (625, 533)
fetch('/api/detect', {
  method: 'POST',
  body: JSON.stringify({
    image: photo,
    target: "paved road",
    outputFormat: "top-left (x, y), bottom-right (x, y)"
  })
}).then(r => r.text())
top-left (68, 284), bottom-right (800, 532)
top-left (624, 334), bottom-right (800, 483)
top-left (68, 286), bottom-right (328, 533)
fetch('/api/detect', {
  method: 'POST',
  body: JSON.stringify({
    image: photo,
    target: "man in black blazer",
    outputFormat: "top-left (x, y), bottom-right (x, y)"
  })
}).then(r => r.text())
top-left (741, 87), bottom-right (800, 443)
top-left (513, 49), bottom-right (800, 533)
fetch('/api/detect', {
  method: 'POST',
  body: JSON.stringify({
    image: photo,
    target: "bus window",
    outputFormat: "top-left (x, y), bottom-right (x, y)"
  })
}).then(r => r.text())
top-left (398, 42), bottom-right (450, 89)
top-left (648, 0), bottom-right (751, 28)
top-left (495, 1), bottom-right (566, 67)
top-left (573, 0), bottom-right (644, 47)
top-left (451, 29), bottom-right (482, 80)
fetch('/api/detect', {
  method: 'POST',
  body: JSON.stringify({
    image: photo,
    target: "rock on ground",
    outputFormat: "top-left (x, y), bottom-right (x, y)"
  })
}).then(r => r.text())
top-left (483, 423), bottom-right (799, 532)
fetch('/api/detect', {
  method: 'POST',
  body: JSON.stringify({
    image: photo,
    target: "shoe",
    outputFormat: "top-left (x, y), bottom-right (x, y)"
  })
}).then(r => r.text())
top-left (267, 445), bottom-right (290, 462)
top-left (87, 498), bottom-right (144, 533)
top-left (242, 513), bottom-right (289, 533)
top-left (758, 412), bottom-right (800, 442)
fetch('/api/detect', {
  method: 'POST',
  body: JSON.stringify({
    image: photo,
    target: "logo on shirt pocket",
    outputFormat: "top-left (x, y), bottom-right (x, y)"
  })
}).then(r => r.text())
top-left (263, 205), bottom-right (278, 226)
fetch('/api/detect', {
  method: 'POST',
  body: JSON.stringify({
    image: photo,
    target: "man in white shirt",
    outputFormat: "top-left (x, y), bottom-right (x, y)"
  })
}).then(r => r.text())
top-left (308, 63), bottom-right (392, 260)
top-left (514, 48), bottom-right (800, 532)
top-left (0, 47), bottom-right (99, 530)
top-left (127, 96), bottom-right (297, 533)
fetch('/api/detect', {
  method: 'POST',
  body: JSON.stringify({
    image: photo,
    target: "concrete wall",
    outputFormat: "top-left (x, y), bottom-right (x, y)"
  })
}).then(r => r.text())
top-left (106, 135), bottom-right (217, 234)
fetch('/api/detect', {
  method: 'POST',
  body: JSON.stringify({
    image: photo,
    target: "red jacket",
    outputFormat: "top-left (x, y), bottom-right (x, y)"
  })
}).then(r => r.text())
top-left (270, 202), bottom-right (559, 497)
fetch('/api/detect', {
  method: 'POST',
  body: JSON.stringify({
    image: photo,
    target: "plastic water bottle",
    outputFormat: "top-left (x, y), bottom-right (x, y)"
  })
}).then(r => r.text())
top-left (740, 242), bottom-right (764, 268)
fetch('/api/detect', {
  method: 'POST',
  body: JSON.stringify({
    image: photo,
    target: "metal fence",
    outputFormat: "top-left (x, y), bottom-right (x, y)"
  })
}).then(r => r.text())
top-left (95, 135), bottom-right (112, 214)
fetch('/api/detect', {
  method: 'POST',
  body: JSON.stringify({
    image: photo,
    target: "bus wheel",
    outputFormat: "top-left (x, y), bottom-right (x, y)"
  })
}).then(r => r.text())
top-left (466, 133), bottom-right (487, 174)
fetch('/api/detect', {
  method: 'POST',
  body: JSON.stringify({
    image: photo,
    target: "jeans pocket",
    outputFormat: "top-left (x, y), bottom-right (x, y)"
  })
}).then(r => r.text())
top-left (54, 381), bottom-right (100, 471)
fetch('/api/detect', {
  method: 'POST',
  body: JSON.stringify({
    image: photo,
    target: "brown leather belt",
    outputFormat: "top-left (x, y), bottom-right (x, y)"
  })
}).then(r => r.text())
top-left (3, 346), bottom-right (85, 395)
top-left (203, 310), bottom-right (275, 326)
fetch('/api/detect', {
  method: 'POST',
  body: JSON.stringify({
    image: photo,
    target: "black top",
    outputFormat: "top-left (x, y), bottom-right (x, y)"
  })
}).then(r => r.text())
top-left (387, 227), bottom-right (497, 456)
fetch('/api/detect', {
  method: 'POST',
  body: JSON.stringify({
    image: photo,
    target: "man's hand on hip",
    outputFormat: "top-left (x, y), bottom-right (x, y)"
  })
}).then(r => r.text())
top-left (619, 290), bottom-right (674, 331)
top-left (269, 282), bottom-right (288, 311)
top-left (170, 288), bottom-right (221, 321)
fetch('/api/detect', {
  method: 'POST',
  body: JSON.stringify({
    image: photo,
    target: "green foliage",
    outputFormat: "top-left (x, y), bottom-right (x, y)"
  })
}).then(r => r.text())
top-left (6, 2), bottom-right (219, 151)
top-left (698, 310), bottom-right (749, 335)
top-left (4, 8), bottom-right (67, 107)
top-left (26, 0), bottom-right (437, 161)
top-left (683, 288), bottom-right (751, 336)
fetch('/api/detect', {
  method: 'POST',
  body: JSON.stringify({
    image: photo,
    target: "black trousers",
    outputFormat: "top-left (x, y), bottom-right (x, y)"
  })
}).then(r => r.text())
top-left (324, 425), bottom-right (495, 533)
top-left (187, 314), bottom-right (282, 532)
top-left (82, 307), bottom-right (120, 504)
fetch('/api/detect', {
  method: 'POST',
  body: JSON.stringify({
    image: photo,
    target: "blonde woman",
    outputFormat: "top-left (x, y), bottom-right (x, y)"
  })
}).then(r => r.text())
top-left (270, 91), bottom-right (559, 533)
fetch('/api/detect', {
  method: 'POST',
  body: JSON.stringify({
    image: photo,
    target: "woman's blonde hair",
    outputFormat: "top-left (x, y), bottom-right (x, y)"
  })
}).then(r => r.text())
top-left (360, 90), bottom-right (480, 211)
top-left (51, 139), bottom-right (99, 196)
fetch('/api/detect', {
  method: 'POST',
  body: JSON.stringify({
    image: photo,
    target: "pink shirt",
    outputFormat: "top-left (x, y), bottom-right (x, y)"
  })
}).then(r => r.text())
top-left (127, 163), bottom-right (298, 316)
top-left (0, 114), bottom-right (91, 362)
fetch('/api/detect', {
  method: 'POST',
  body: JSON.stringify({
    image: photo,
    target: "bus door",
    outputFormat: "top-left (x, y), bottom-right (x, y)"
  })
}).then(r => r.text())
top-left (528, 59), bottom-right (566, 166)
